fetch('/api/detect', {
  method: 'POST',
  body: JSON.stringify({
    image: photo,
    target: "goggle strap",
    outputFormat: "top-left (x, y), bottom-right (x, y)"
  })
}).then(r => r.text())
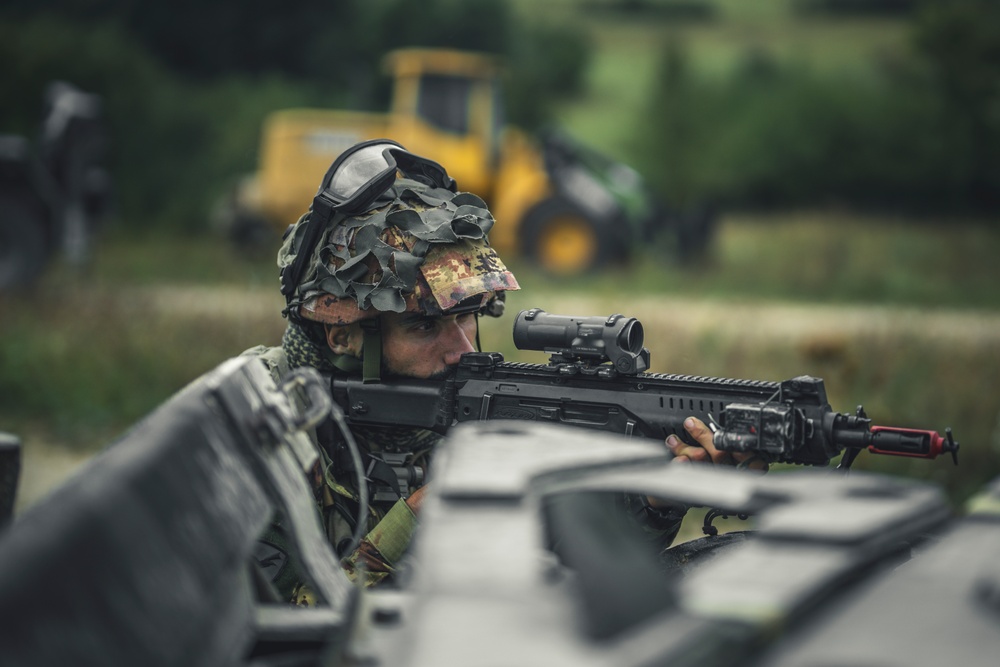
top-left (281, 203), bottom-right (333, 298)
top-left (392, 150), bottom-right (455, 192)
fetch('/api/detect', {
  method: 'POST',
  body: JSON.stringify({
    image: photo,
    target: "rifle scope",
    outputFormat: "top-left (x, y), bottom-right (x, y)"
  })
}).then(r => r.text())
top-left (512, 309), bottom-right (650, 375)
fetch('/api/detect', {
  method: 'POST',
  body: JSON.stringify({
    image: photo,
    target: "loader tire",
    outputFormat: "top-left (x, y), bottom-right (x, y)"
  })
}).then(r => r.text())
top-left (0, 193), bottom-right (49, 291)
top-left (520, 197), bottom-right (615, 276)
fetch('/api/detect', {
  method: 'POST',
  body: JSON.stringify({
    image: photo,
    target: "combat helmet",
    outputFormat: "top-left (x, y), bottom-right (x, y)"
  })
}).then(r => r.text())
top-left (278, 139), bottom-right (519, 380)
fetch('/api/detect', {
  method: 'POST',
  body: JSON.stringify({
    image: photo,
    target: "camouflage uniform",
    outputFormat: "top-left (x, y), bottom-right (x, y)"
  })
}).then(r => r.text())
top-left (248, 165), bottom-right (520, 600)
top-left (249, 141), bottom-right (681, 603)
top-left (246, 337), bottom-right (441, 598)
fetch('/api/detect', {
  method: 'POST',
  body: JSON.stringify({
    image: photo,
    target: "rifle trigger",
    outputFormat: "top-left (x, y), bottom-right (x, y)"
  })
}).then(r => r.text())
top-left (625, 420), bottom-right (635, 437)
top-left (706, 413), bottom-right (720, 434)
top-left (480, 392), bottom-right (493, 420)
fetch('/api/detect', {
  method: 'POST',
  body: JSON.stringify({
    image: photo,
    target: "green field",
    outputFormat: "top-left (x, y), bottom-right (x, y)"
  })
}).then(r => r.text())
top-left (3, 1), bottom-right (997, 510)
top-left (3, 213), bottom-right (998, 507)
top-left (513, 0), bottom-right (914, 161)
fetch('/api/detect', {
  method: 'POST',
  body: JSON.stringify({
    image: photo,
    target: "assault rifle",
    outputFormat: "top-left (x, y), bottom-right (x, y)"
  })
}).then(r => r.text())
top-left (328, 309), bottom-right (958, 469)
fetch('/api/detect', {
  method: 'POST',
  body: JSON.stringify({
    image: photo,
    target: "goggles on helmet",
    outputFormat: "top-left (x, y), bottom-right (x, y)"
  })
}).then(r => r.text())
top-left (280, 139), bottom-right (457, 299)
top-left (318, 139), bottom-right (455, 216)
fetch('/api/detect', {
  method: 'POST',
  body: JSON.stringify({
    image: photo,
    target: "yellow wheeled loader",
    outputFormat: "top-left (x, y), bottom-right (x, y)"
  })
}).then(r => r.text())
top-left (223, 48), bottom-right (712, 275)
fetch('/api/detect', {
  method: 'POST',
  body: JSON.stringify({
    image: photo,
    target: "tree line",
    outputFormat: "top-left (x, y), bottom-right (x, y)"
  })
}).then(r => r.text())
top-left (637, 0), bottom-right (1000, 217)
top-left (2, 0), bottom-right (997, 234)
top-left (0, 0), bottom-right (589, 232)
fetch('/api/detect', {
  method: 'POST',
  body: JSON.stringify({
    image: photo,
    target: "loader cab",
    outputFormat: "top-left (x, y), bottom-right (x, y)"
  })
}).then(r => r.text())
top-left (383, 49), bottom-right (503, 199)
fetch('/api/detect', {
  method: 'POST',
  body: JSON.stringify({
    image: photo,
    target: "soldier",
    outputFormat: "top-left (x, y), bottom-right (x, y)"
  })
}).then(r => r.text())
top-left (246, 139), bottom-right (746, 603)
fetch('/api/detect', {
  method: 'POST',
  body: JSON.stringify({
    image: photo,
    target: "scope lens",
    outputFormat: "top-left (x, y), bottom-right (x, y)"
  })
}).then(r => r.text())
top-left (617, 319), bottom-right (643, 354)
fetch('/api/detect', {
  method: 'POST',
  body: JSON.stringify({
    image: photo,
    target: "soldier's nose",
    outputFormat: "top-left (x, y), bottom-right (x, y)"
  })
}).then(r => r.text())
top-left (443, 323), bottom-right (475, 365)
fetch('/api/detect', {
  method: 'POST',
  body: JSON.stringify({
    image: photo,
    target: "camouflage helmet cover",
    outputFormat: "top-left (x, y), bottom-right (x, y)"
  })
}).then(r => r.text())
top-left (279, 177), bottom-right (519, 326)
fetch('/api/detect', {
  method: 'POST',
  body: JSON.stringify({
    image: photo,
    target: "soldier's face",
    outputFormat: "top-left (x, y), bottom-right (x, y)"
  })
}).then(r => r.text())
top-left (381, 311), bottom-right (478, 379)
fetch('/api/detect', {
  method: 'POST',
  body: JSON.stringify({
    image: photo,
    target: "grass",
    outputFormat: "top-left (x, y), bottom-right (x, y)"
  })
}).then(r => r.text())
top-left (72, 210), bottom-right (1000, 310)
top-left (4, 1), bottom-right (997, 506)
top-left (76, 227), bottom-right (281, 286)
top-left (0, 282), bottom-right (285, 444)
top-left (491, 212), bottom-right (1000, 505)
top-left (3, 213), bottom-right (999, 507)
top-left (524, 0), bottom-right (914, 161)
top-left (507, 212), bottom-right (1000, 309)
top-left (0, 227), bottom-right (287, 446)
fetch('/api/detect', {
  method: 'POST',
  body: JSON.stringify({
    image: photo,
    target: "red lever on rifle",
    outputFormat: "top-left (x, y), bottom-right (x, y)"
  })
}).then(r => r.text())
top-left (868, 426), bottom-right (959, 464)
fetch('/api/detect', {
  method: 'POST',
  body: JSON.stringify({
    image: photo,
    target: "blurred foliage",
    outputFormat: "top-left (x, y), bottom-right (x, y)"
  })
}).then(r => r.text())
top-left (0, 285), bottom-right (286, 443)
top-left (4, 0), bottom-right (996, 230)
top-left (4, 214), bottom-right (998, 504)
top-left (512, 212), bottom-right (1000, 308)
top-left (503, 23), bottom-right (593, 130)
top-left (0, 0), bottom-right (590, 232)
top-left (0, 0), bottom-right (579, 91)
top-left (636, 0), bottom-right (1000, 215)
top-left (580, 0), bottom-right (718, 21)
top-left (498, 214), bottom-right (1000, 504)
top-left (793, 0), bottom-right (917, 16)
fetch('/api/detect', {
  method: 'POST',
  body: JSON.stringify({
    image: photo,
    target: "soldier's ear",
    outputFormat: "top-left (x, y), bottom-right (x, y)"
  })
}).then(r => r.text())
top-left (325, 323), bottom-right (363, 357)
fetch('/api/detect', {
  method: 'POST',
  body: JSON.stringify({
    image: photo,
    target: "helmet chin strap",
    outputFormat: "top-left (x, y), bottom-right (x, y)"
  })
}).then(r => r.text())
top-left (360, 318), bottom-right (382, 384)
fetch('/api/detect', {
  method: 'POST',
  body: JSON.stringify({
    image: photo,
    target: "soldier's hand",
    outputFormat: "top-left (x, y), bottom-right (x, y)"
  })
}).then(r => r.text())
top-left (648, 417), bottom-right (767, 510)
top-left (665, 417), bottom-right (768, 471)
top-left (665, 417), bottom-right (716, 464)
top-left (405, 485), bottom-right (428, 514)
